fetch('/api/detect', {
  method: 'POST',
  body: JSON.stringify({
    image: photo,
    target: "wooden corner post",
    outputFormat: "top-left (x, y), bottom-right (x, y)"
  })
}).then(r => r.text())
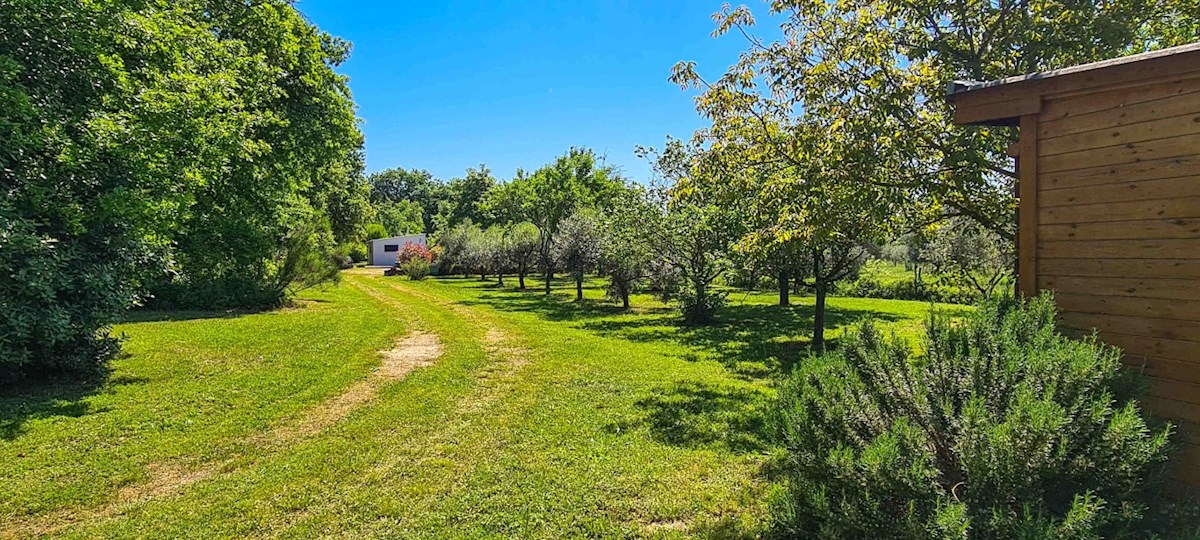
top-left (1017, 113), bottom-right (1039, 298)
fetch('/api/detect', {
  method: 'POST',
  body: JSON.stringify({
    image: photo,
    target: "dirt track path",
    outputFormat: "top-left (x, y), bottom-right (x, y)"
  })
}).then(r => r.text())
top-left (2, 323), bottom-right (444, 540)
top-left (6, 271), bottom-right (535, 539)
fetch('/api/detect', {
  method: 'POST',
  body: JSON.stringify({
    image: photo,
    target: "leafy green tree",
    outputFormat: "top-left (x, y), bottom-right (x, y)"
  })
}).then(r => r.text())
top-left (521, 148), bottom-right (621, 294)
top-left (638, 140), bottom-right (741, 325)
top-left (676, 1), bottom-right (1200, 241)
top-left (504, 221), bottom-right (541, 289)
top-left (373, 200), bottom-right (424, 236)
top-left (553, 211), bottom-right (603, 302)
top-left (673, 4), bottom-right (935, 346)
top-left (152, 0), bottom-right (364, 309)
top-left (482, 175), bottom-right (532, 226)
top-left (445, 166), bottom-right (497, 227)
top-left (745, 240), bottom-right (809, 307)
top-left (363, 223), bottom-right (389, 242)
top-left (434, 220), bottom-right (479, 277)
top-left (598, 189), bottom-right (656, 309)
top-left (0, 0), bottom-right (326, 377)
top-left (483, 225), bottom-right (511, 285)
top-left (924, 215), bottom-right (1013, 299)
top-left (458, 224), bottom-right (506, 282)
top-left (367, 167), bottom-right (447, 233)
top-left (326, 173), bottom-right (374, 245)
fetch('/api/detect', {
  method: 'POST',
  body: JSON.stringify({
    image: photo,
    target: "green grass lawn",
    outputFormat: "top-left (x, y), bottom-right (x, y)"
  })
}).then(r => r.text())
top-left (1, 269), bottom-right (966, 539)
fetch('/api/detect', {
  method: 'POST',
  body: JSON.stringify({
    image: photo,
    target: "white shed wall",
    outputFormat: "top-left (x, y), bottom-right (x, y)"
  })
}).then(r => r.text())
top-left (368, 234), bottom-right (427, 267)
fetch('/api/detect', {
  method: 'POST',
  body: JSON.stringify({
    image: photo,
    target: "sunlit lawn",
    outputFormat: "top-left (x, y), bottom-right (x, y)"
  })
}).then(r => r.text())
top-left (1, 270), bottom-right (965, 538)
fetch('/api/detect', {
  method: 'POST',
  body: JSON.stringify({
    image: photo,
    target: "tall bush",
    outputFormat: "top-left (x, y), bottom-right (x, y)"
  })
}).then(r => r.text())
top-left (1, 1), bottom-right (220, 379)
top-left (773, 294), bottom-right (1175, 538)
top-left (145, 0), bottom-right (365, 309)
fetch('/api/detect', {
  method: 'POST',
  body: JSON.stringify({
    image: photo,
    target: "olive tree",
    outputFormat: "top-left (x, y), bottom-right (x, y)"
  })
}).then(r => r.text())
top-left (504, 221), bottom-right (541, 289)
top-left (924, 215), bottom-right (1014, 299)
top-left (553, 212), bottom-right (603, 301)
top-left (519, 148), bottom-right (622, 294)
top-left (597, 189), bottom-right (656, 309)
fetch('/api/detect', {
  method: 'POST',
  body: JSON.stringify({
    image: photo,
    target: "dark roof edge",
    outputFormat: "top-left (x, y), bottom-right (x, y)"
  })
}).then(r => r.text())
top-left (948, 42), bottom-right (1200, 95)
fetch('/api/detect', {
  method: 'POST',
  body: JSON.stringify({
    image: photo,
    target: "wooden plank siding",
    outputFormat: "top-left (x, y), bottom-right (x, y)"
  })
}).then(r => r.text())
top-left (952, 44), bottom-right (1200, 487)
top-left (1036, 79), bottom-right (1200, 485)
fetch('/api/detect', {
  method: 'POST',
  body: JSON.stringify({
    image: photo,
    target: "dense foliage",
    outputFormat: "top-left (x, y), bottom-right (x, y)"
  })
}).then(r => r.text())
top-left (1, 0), bottom-right (365, 379)
top-left (148, 1), bottom-right (365, 309)
top-left (774, 295), bottom-right (1174, 538)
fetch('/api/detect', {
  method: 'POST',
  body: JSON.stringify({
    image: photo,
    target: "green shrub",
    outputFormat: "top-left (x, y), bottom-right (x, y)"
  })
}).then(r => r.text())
top-left (680, 288), bottom-right (726, 325)
top-left (772, 294), bottom-right (1177, 538)
top-left (347, 243), bottom-right (368, 263)
top-left (400, 258), bottom-right (430, 280)
top-left (1, 204), bottom-right (127, 381)
top-left (836, 260), bottom-right (981, 304)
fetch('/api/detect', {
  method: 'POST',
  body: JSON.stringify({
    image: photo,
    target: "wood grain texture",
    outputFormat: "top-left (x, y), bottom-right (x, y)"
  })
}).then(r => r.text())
top-left (1039, 258), bottom-right (1200, 279)
top-left (1019, 114), bottom-right (1039, 297)
top-left (1041, 155), bottom-right (1200, 191)
top-left (1061, 311), bottom-right (1200, 343)
top-left (1040, 112), bottom-right (1200, 157)
top-left (1042, 275), bottom-right (1200, 301)
top-left (1039, 176), bottom-right (1200, 208)
top-left (1039, 131), bottom-right (1200, 173)
top-left (1039, 238), bottom-right (1200, 259)
top-left (1039, 77), bottom-right (1200, 130)
top-left (1039, 219), bottom-right (1200, 242)
top-left (1055, 293), bottom-right (1200, 323)
top-left (1041, 198), bottom-right (1200, 224)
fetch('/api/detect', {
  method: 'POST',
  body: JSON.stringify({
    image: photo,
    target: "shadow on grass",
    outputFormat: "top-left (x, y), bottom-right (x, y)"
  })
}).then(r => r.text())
top-left (0, 375), bottom-right (147, 440)
top-left (619, 380), bottom-right (773, 454)
top-left (120, 310), bottom-right (251, 323)
top-left (458, 280), bottom-right (907, 374)
top-left (582, 303), bottom-right (905, 373)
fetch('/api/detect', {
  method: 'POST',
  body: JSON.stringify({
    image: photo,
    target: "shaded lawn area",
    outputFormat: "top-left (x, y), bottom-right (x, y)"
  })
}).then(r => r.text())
top-left (450, 274), bottom-right (970, 379)
top-left (1, 269), bottom-right (968, 538)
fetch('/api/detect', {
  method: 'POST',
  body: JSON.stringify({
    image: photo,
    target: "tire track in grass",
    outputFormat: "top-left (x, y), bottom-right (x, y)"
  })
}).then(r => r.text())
top-left (1, 299), bottom-right (442, 540)
top-left (296, 274), bottom-right (541, 534)
top-left (374, 279), bottom-right (533, 414)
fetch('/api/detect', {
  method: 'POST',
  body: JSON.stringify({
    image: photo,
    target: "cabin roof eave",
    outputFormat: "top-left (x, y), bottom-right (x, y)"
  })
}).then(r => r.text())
top-left (948, 42), bottom-right (1200, 126)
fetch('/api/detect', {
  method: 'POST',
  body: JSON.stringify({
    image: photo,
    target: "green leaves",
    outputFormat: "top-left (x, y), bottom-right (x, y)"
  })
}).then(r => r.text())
top-left (774, 295), bottom-right (1176, 537)
top-left (1, 0), bottom-right (367, 378)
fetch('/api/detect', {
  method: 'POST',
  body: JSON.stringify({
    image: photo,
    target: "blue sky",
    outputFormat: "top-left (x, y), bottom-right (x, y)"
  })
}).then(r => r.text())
top-left (294, 1), bottom-right (770, 184)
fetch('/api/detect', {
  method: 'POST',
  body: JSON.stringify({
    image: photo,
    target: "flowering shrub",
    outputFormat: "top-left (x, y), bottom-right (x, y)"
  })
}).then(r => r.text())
top-left (396, 242), bottom-right (432, 265)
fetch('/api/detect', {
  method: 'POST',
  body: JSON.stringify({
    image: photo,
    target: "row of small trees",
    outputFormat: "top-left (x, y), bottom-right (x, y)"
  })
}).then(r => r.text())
top-left (409, 140), bottom-right (1016, 340)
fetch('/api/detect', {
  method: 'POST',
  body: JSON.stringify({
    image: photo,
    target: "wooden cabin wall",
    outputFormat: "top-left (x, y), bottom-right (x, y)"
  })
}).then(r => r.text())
top-left (1033, 76), bottom-right (1200, 484)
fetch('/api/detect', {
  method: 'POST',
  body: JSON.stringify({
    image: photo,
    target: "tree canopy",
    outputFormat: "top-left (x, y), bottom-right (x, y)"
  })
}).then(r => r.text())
top-left (1, 0), bottom-right (366, 379)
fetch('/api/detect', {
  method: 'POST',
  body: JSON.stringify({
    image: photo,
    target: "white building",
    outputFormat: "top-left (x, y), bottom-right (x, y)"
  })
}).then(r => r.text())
top-left (368, 234), bottom-right (427, 267)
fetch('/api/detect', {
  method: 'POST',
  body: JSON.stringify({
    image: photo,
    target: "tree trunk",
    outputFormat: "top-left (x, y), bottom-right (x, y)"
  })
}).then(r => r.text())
top-left (812, 249), bottom-right (826, 352)
top-left (497, 272), bottom-right (504, 287)
top-left (813, 279), bottom-right (827, 352)
top-left (545, 267), bottom-right (552, 295)
top-left (575, 272), bottom-right (583, 302)
top-left (778, 269), bottom-right (790, 306)
top-left (518, 263), bottom-right (526, 289)
top-left (622, 290), bottom-right (630, 309)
